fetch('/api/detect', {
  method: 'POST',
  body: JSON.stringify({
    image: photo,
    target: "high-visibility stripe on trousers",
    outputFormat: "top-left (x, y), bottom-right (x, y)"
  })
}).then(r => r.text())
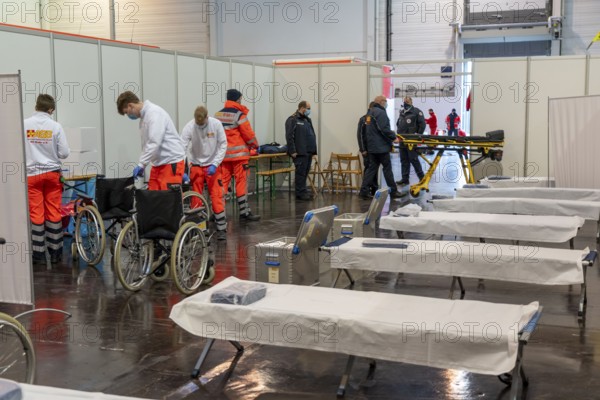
top-left (220, 160), bottom-right (251, 215)
top-left (27, 170), bottom-right (63, 258)
top-left (190, 165), bottom-right (227, 232)
top-left (237, 194), bottom-right (250, 217)
top-left (148, 160), bottom-right (185, 191)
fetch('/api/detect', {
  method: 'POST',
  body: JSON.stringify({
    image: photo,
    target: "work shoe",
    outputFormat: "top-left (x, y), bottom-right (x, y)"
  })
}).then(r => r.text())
top-left (396, 180), bottom-right (409, 186)
top-left (216, 230), bottom-right (227, 241)
top-left (358, 193), bottom-right (373, 200)
top-left (296, 194), bottom-right (312, 201)
top-left (50, 253), bottom-right (62, 264)
top-left (389, 191), bottom-right (405, 199)
top-left (240, 212), bottom-right (261, 222)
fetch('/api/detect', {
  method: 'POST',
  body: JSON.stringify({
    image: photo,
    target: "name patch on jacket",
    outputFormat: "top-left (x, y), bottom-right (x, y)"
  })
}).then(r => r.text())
top-left (207, 132), bottom-right (215, 138)
top-left (27, 130), bottom-right (52, 143)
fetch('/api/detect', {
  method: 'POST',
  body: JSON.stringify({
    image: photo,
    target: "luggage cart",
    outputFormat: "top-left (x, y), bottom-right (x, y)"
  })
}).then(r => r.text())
top-left (255, 205), bottom-right (338, 285)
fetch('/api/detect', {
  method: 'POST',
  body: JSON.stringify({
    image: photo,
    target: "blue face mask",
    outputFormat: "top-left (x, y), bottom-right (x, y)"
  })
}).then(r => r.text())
top-left (304, 109), bottom-right (311, 117)
top-left (403, 103), bottom-right (411, 109)
top-left (127, 113), bottom-right (139, 120)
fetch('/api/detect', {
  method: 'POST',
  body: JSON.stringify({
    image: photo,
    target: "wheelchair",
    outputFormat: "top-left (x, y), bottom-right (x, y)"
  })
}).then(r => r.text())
top-left (73, 176), bottom-right (135, 265)
top-left (113, 185), bottom-right (214, 295)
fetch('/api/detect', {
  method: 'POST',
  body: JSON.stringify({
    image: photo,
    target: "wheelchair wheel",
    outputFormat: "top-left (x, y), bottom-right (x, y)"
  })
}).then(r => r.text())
top-left (182, 191), bottom-right (211, 225)
top-left (171, 222), bottom-right (209, 295)
top-left (114, 220), bottom-right (153, 292)
top-left (75, 205), bottom-right (105, 265)
top-left (202, 265), bottom-right (216, 284)
top-left (0, 312), bottom-right (36, 383)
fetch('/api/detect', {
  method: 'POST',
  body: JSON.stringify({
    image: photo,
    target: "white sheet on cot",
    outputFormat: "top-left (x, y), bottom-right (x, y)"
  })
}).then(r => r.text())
top-left (170, 276), bottom-right (539, 376)
top-left (379, 212), bottom-right (584, 243)
top-left (330, 237), bottom-right (587, 285)
top-left (457, 187), bottom-right (600, 202)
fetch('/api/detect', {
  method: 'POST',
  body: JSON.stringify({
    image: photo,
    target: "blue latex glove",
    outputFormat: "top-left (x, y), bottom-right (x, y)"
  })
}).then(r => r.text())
top-left (183, 173), bottom-right (190, 184)
top-left (133, 165), bottom-right (145, 178)
top-left (207, 165), bottom-right (217, 176)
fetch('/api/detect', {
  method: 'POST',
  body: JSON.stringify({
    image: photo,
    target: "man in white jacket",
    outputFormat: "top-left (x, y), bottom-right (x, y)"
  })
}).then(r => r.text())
top-left (116, 91), bottom-right (185, 190)
top-left (181, 106), bottom-right (228, 241)
top-left (24, 94), bottom-right (70, 263)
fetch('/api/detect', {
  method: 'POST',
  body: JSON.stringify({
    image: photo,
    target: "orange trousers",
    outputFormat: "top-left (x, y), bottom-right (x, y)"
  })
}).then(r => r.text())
top-left (27, 171), bottom-right (62, 225)
top-left (190, 165), bottom-right (225, 214)
top-left (220, 160), bottom-right (249, 198)
top-left (148, 160), bottom-right (185, 191)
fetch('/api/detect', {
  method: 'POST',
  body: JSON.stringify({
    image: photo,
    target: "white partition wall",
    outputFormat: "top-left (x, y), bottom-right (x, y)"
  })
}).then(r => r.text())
top-left (471, 58), bottom-right (528, 174)
top-left (254, 65), bottom-right (275, 143)
top-left (206, 58), bottom-right (230, 117)
top-left (0, 30), bottom-right (52, 115)
top-left (0, 73), bottom-right (33, 305)
top-left (549, 95), bottom-right (600, 188)
top-left (527, 57), bottom-right (586, 177)
top-left (320, 65), bottom-right (369, 156)
top-left (589, 57), bottom-right (600, 96)
top-left (177, 55), bottom-right (206, 131)
top-left (101, 44), bottom-right (142, 178)
top-left (142, 50), bottom-right (177, 125)
top-left (274, 66), bottom-right (319, 145)
top-left (231, 61), bottom-right (256, 136)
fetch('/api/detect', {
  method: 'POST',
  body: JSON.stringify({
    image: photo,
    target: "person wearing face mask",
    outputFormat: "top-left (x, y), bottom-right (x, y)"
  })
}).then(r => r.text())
top-left (181, 106), bottom-right (228, 240)
top-left (285, 100), bottom-right (317, 201)
top-left (358, 96), bottom-right (404, 200)
top-left (24, 94), bottom-right (70, 264)
top-left (396, 96), bottom-right (426, 186)
top-left (425, 108), bottom-right (438, 136)
top-left (446, 108), bottom-right (461, 136)
top-left (116, 91), bottom-right (185, 190)
top-left (215, 89), bottom-right (260, 221)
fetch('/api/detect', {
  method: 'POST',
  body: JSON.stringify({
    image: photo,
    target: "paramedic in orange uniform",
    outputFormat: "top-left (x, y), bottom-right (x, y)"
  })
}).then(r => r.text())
top-left (214, 89), bottom-right (260, 221)
top-left (24, 94), bottom-right (70, 263)
top-left (116, 91), bottom-right (185, 190)
top-left (181, 106), bottom-right (228, 241)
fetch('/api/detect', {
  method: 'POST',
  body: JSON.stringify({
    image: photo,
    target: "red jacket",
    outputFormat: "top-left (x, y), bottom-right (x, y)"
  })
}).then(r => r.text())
top-left (425, 113), bottom-right (437, 133)
top-left (446, 113), bottom-right (461, 129)
top-left (215, 101), bottom-right (259, 162)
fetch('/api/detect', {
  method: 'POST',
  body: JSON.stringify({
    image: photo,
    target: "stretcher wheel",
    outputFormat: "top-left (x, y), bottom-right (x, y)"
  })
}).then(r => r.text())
top-left (336, 388), bottom-right (345, 397)
top-left (409, 187), bottom-right (421, 197)
top-left (202, 266), bottom-right (216, 285)
top-left (74, 205), bottom-right (105, 265)
top-left (71, 242), bottom-right (78, 261)
top-left (114, 220), bottom-right (153, 292)
top-left (171, 222), bottom-right (209, 295)
top-left (498, 373), bottom-right (512, 386)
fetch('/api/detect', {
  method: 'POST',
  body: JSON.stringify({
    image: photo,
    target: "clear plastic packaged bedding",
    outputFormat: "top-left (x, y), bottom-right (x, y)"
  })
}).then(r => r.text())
top-left (210, 282), bottom-right (267, 305)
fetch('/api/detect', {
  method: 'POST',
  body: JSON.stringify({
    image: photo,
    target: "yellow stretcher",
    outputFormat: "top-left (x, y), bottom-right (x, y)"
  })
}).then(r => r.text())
top-left (397, 130), bottom-right (504, 197)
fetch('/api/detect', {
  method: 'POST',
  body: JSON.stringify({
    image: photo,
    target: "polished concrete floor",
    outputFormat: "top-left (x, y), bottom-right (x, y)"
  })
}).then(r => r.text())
top-left (2, 152), bottom-right (600, 399)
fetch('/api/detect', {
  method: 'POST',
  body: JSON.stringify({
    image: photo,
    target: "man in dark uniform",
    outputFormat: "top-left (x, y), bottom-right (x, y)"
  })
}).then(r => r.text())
top-left (396, 96), bottom-right (426, 186)
top-left (358, 96), bottom-right (404, 200)
top-left (285, 100), bottom-right (317, 201)
top-left (357, 102), bottom-right (378, 195)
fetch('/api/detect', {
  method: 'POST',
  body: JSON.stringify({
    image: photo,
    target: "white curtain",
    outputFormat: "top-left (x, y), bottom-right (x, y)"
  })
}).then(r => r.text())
top-left (0, 73), bottom-right (33, 305)
top-left (549, 95), bottom-right (600, 189)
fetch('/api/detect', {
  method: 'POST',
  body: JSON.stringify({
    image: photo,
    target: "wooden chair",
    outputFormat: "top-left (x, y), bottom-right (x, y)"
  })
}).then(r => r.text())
top-left (307, 155), bottom-right (331, 194)
top-left (335, 154), bottom-right (363, 193)
top-left (322, 152), bottom-right (352, 193)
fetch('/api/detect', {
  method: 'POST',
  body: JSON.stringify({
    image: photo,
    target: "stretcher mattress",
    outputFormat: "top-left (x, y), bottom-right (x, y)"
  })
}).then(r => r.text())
top-left (432, 197), bottom-right (600, 221)
top-left (379, 211), bottom-right (585, 243)
top-left (479, 176), bottom-right (555, 188)
top-left (170, 276), bottom-right (538, 376)
top-left (329, 237), bottom-right (587, 285)
top-left (457, 187), bottom-right (600, 202)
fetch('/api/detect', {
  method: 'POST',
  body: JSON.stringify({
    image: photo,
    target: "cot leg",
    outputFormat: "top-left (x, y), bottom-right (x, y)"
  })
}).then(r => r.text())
top-left (457, 277), bottom-right (466, 299)
top-left (191, 338), bottom-right (216, 378)
top-left (366, 360), bottom-right (377, 381)
top-left (332, 269), bottom-right (343, 288)
top-left (396, 231), bottom-right (404, 239)
top-left (449, 277), bottom-right (457, 299)
top-left (579, 265), bottom-right (588, 317)
top-left (343, 269), bottom-right (355, 287)
top-left (570, 238), bottom-right (574, 250)
top-left (337, 355), bottom-right (355, 397)
top-left (509, 342), bottom-right (528, 400)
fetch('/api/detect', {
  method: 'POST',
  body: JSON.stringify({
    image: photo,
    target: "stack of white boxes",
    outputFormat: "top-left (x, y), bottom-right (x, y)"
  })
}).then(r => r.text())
top-left (63, 127), bottom-right (102, 177)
